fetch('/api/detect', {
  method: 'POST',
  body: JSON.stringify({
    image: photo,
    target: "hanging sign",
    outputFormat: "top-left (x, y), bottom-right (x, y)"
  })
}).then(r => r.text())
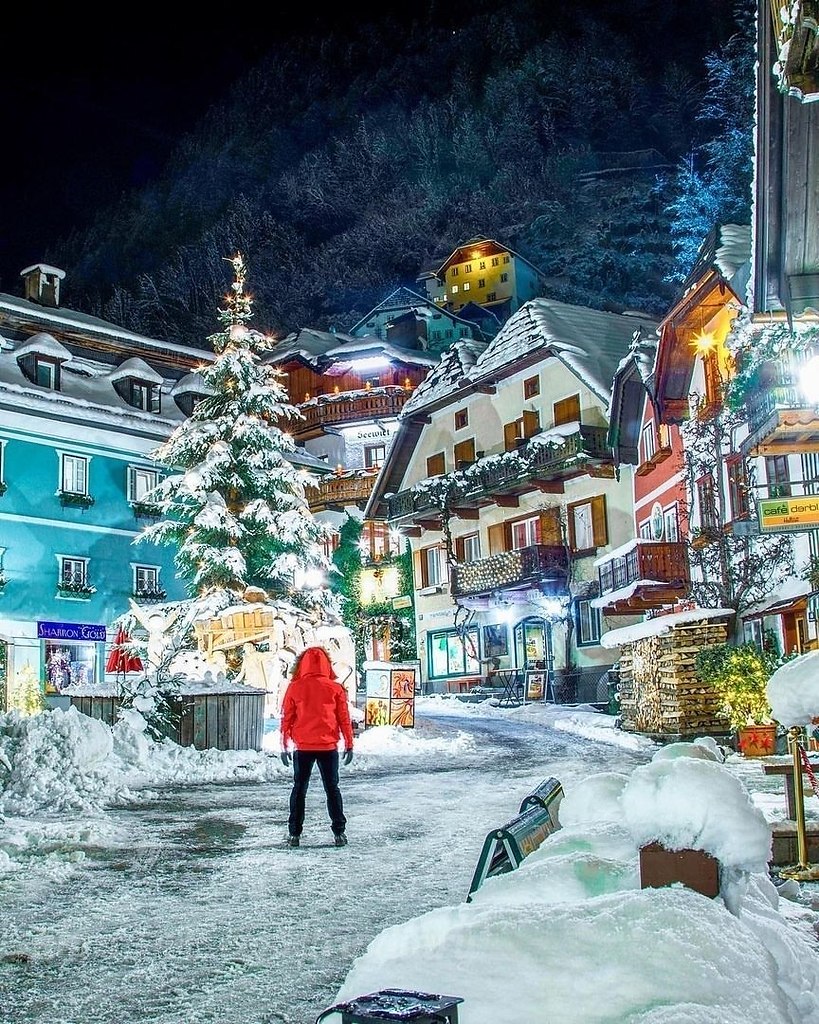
top-left (758, 497), bottom-right (819, 533)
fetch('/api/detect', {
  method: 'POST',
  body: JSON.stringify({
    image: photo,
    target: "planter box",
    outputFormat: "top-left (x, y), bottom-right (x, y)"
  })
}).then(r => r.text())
top-left (737, 724), bottom-right (777, 757)
top-left (639, 842), bottom-right (720, 898)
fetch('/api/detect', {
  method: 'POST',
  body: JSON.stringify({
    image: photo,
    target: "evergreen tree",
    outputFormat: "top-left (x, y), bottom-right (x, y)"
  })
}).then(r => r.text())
top-left (139, 253), bottom-right (336, 617)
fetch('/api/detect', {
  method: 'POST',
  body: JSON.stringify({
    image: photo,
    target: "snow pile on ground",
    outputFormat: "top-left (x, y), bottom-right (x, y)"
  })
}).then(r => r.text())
top-left (334, 740), bottom-right (819, 1024)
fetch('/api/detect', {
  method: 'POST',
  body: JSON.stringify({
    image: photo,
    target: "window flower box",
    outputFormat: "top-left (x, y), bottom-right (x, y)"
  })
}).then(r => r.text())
top-left (131, 500), bottom-right (161, 520)
top-left (59, 491), bottom-right (95, 509)
top-left (133, 588), bottom-right (167, 603)
top-left (57, 580), bottom-right (96, 598)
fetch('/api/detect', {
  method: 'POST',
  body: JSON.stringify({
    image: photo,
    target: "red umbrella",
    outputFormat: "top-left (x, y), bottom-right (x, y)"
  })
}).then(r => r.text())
top-left (106, 626), bottom-right (144, 675)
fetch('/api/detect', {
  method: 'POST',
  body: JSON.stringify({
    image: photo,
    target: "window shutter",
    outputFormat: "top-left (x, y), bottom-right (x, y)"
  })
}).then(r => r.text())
top-left (455, 535), bottom-right (465, 561)
top-left (539, 508), bottom-right (562, 546)
top-left (504, 421), bottom-right (520, 451)
top-left (567, 506), bottom-right (577, 550)
top-left (426, 452), bottom-right (445, 477)
top-left (488, 522), bottom-right (507, 555)
top-left (454, 438), bottom-right (476, 466)
top-left (591, 495), bottom-right (608, 547)
top-left (553, 394), bottom-right (581, 426)
top-left (413, 548), bottom-right (426, 588)
top-left (523, 409), bottom-right (540, 438)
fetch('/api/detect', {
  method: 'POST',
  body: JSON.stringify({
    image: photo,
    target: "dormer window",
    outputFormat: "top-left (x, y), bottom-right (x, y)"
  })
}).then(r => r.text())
top-left (36, 356), bottom-right (59, 389)
top-left (171, 371), bottom-right (211, 416)
top-left (109, 358), bottom-right (163, 413)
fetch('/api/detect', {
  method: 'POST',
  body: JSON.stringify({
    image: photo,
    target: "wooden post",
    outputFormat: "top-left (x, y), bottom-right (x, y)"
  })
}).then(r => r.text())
top-left (780, 727), bottom-right (819, 881)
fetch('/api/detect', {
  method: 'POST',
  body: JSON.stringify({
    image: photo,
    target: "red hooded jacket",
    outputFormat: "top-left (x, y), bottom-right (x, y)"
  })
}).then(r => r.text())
top-left (280, 646), bottom-right (355, 753)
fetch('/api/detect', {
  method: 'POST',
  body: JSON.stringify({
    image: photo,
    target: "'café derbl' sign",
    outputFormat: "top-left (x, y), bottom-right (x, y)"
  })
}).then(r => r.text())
top-left (37, 620), bottom-right (107, 642)
top-left (758, 497), bottom-right (819, 534)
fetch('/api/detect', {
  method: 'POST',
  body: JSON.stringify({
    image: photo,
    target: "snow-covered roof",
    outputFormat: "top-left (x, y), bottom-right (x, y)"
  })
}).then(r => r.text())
top-left (20, 263), bottom-right (66, 279)
top-left (600, 607), bottom-right (735, 648)
top-left (108, 357), bottom-right (164, 385)
top-left (401, 298), bottom-right (658, 416)
top-left (14, 332), bottom-right (72, 362)
top-left (323, 337), bottom-right (437, 367)
top-left (170, 371), bottom-right (212, 397)
top-left (741, 577), bottom-right (812, 620)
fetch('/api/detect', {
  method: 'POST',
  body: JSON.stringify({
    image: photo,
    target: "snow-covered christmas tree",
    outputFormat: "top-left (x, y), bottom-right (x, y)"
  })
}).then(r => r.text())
top-left (140, 252), bottom-right (337, 618)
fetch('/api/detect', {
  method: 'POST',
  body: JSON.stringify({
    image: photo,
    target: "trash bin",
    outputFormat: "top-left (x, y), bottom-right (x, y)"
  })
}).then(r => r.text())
top-left (606, 668), bottom-right (621, 716)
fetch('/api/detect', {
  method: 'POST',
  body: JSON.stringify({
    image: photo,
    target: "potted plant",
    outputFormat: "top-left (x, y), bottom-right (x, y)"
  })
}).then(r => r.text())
top-left (695, 641), bottom-right (781, 756)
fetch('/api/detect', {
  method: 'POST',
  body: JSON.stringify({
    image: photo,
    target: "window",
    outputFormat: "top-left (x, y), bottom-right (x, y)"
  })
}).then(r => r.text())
top-left (567, 495), bottom-right (607, 552)
top-left (450, 284), bottom-right (459, 295)
top-left (524, 375), bottom-right (540, 399)
top-left (803, 452), bottom-right (819, 495)
top-left (35, 356), bottom-right (58, 389)
top-left (486, 292), bottom-right (497, 302)
top-left (766, 454), bottom-right (791, 498)
top-left (639, 519), bottom-right (653, 540)
top-left (133, 564), bottom-right (163, 598)
top-left (479, 261), bottom-right (486, 270)
top-left (0, 440), bottom-right (5, 487)
top-left (478, 278), bottom-right (486, 289)
top-left (500, 272), bottom-right (509, 283)
top-left (663, 505), bottom-right (680, 542)
top-left (419, 546), bottom-right (447, 587)
top-left (511, 515), bottom-right (541, 550)
top-left (454, 409), bottom-right (468, 430)
top-left (60, 556), bottom-right (88, 588)
top-left (491, 257), bottom-right (499, 267)
top-left (464, 263), bottom-right (472, 272)
top-left (428, 626), bottom-right (480, 679)
top-left (456, 532), bottom-right (481, 563)
top-left (128, 466), bottom-right (160, 502)
top-left (61, 454), bottom-right (89, 495)
top-left (703, 350), bottom-right (722, 408)
top-left (453, 438), bottom-right (476, 468)
top-left (129, 381), bottom-right (161, 413)
top-left (503, 255), bottom-right (510, 264)
top-left (462, 282), bottom-right (470, 292)
top-left (576, 601), bottom-right (602, 645)
top-left (364, 444), bottom-right (386, 470)
top-left (426, 452), bottom-right (445, 477)
top-left (641, 421), bottom-right (656, 463)
top-left (450, 267), bottom-right (458, 277)
top-left (553, 394), bottom-right (581, 426)
top-left (504, 410), bottom-right (540, 451)
top-left (697, 474), bottom-right (718, 530)
top-left (727, 456), bottom-right (750, 520)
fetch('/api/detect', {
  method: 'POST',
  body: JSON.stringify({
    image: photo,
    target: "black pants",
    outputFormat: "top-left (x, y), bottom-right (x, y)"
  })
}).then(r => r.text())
top-left (288, 750), bottom-right (346, 837)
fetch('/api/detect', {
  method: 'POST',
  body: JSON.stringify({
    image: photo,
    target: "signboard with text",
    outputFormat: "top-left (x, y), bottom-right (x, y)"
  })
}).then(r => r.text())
top-left (758, 497), bottom-right (819, 533)
top-left (37, 620), bottom-right (107, 642)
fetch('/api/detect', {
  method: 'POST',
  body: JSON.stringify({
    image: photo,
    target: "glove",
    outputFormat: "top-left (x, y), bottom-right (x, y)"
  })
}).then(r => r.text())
top-left (280, 751), bottom-right (291, 767)
top-left (342, 749), bottom-right (353, 766)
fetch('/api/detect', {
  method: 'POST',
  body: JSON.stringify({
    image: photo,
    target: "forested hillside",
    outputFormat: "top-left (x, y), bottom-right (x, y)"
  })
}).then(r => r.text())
top-left (48, 0), bottom-right (753, 348)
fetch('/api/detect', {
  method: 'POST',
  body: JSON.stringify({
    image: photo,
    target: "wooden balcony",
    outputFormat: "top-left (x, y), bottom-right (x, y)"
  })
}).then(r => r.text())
top-left (596, 540), bottom-right (690, 614)
top-left (306, 472), bottom-right (377, 512)
top-left (451, 543), bottom-right (570, 600)
top-left (291, 386), bottom-right (411, 440)
top-left (388, 425), bottom-right (613, 526)
top-left (742, 363), bottom-right (819, 457)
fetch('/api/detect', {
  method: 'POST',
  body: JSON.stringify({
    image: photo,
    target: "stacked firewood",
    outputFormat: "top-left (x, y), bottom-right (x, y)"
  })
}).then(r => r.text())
top-left (618, 620), bottom-right (730, 739)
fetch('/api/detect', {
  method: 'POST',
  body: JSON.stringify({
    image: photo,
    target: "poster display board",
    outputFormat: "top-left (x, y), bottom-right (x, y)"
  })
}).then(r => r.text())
top-left (363, 660), bottom-right (419, 728)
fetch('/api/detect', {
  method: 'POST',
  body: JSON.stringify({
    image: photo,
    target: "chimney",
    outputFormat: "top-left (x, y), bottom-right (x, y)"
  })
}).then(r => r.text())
top-left (20, 264), bottom-right (65, 308)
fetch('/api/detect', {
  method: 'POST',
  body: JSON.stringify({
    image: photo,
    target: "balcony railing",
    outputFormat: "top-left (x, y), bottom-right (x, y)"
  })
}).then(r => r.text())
top-left (451, 543), bottom-right (570, 599)
top-left (387, 425), bottom-right (612, 522)
top-left (307, 473), bottom-right (378, 511)
top-left (293, 387), bottom-right (411, 436)
top-left (743, 358), bottom-right (819, 456)
top-left (597, 541), bottom-right (690, 595)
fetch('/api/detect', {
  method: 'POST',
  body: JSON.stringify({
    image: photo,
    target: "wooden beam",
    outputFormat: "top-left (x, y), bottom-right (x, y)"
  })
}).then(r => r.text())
top-left (532, 481), bottom-right (564, 494)
top-left (417, 519), bottom-right (442, 531)
top-left (402, 526), bottom-right (422, 537)
top-left (494, 496), bottom-right (519, 508)
top-left (451, 507), bottom-right (480, 519)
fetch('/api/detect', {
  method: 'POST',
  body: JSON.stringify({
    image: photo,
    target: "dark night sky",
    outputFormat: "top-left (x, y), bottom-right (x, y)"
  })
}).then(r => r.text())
top-left (0, 10), bottom-right (413, 294)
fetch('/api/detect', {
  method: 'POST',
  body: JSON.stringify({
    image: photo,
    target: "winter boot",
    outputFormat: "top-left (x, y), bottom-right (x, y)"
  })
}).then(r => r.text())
top-left (334, 833), bottom-right (348, 847)
top-left (286, 834), bottom-right (300, 848)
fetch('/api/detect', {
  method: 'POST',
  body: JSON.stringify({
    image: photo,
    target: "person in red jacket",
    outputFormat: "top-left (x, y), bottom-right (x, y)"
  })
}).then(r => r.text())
top-left (280, 645), bottom-right (354, 848)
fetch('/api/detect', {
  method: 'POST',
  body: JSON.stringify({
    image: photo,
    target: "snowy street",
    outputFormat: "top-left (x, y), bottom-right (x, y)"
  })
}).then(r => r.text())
top-left (1, 706), bottom-right (651, 1024)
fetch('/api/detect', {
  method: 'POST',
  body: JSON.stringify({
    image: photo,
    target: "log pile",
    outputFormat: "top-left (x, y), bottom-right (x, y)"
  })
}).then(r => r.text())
top-left (618, 619), bottom-right (731, 739)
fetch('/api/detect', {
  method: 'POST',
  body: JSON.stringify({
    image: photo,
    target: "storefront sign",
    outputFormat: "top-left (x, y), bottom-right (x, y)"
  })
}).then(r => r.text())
top-left (758, 497), bottom-right (819, 533)
top-left (37, 620), bottom-right (107, 642)
top-left (392, 595), bottom-right (412, 609)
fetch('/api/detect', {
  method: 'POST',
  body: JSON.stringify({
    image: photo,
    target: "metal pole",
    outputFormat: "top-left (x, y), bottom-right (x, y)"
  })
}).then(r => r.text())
top-left (780, 727), bottom-right (819, 881)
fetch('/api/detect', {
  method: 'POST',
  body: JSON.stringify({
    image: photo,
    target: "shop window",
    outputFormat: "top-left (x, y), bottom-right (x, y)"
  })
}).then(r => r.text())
top-left (524, 375), bottom-right (540, 399)
top-left (567, 495), bottom-right (607, 552)
top-left (426, 451), bottom-right (445, 477)
top-left (553, 394), bottom-right (581, 426)
top-left (576, 601), bottom-right (601, 645)
top-left (427, 626), bottom-right (480, 679)
top-left (45, 640), bottom-right (98, 693)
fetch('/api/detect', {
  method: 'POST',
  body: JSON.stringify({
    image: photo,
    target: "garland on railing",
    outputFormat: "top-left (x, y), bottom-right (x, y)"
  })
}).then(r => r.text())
top-left (725, 313), bottom-right (819, 412)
